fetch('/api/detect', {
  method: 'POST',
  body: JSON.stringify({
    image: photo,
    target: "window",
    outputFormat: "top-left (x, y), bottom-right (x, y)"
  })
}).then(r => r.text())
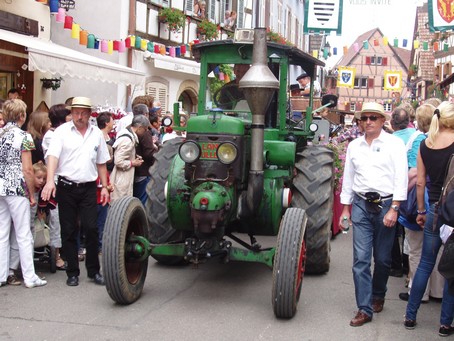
top-left (354, 77), bottom-right (368, 88)
top-left (350, 103), bottom-right (356, 112)
top-left (146, 82), bottom-right (168, 113)
top-left (370, 56), bottom-right (382, 65)
top-left (383, 103), bottom-right (392, 112)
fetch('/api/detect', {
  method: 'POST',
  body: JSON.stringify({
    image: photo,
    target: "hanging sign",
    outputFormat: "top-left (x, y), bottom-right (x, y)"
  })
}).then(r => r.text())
top-left (383, 70), bottom-right (402, 91)
top-left (428, 0), bottom-right (454, 32)
top-left (337, 66), bottom-right (355, 89)
top-left (304, 0), bottom-right (343, 35)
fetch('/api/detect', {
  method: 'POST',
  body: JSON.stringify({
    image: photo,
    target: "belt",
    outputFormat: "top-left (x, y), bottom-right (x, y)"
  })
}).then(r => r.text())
top-left (356, 193), bottom-right (393, 201)
top-left (58, 176), bottom-right (96, 188)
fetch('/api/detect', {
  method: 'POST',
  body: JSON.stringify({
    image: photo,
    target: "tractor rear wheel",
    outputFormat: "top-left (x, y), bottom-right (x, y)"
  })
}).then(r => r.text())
top-left (272, 208), bottom-right (307, 319)
top-left (103, 197), bottom-right (149, 304)
top-left (146, 137), bottom-right (186, 265)
top-left (292, 146), bottom-right (334, 274)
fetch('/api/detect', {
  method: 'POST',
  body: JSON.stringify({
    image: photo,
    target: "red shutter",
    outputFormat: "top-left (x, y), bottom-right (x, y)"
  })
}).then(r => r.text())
top-left (382, 57), bottom-right (388, 66)
top-left (365, 56), bottom-right (371, 65)
top-left (368, 78), bottom-right (375, 88)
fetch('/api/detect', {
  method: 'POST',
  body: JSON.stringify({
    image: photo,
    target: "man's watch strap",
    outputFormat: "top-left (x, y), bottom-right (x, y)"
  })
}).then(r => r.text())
top-left (391, 204), bottom-right (399, 212)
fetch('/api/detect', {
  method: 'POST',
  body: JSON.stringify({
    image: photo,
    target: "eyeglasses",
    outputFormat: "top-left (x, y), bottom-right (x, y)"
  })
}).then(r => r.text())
top-left (360, 115), bottom-right (380, 122)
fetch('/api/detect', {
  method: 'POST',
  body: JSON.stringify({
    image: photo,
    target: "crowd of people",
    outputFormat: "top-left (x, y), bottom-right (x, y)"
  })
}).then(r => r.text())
top-left (0, 91), bottom-right (186, 289)
top-left (1, 86), bottom-right (454, 337)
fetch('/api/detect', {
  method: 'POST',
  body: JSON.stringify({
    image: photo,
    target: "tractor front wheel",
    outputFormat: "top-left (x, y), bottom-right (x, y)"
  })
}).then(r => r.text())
top-left (103, 197), bottom-right (149, 304)
top-left (272, 208), bottom-right (307, 319)
top-left (292, 146), bottom-right (334, 274)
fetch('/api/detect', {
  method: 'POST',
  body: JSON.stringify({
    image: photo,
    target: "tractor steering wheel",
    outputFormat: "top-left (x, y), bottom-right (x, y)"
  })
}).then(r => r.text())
top-left (213, 82), bottom-right (244, 109)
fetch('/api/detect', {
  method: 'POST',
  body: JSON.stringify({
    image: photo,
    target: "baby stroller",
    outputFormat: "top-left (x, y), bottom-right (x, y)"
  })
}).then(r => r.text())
top-left (33, 218), bottom-right (57, 273)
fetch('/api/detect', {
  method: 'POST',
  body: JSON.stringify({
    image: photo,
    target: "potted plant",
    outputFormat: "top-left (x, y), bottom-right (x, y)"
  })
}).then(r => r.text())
top-left (197, 19), bottom-right (218, 40)
top-left (266, 28), bottom-right (292, 46)
top-left (41, 77), bottom-right (63, 90)
top-left (408, 64), bottom-right (418, 77)
top-left (158, 7), bottom-right (186, 33)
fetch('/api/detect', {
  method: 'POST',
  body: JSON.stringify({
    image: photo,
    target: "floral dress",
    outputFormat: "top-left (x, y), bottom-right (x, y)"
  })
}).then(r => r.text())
top-left (0, 122), bottom-right (35, 198)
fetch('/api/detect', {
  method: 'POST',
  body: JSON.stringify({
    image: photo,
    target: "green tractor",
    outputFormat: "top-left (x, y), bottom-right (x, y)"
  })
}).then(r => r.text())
top-left (102, 28), bottom-right (335, 319)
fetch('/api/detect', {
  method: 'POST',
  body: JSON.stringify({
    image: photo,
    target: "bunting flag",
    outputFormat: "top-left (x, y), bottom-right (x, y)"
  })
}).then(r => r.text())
top-left (337, 66), bottom-right (356, 89)
top-left (303, 0), bottom-right (343, 34)
top-left (383, 70), bottom-right (402, 91)
top-left (428, 0), bottom-right (454, 32)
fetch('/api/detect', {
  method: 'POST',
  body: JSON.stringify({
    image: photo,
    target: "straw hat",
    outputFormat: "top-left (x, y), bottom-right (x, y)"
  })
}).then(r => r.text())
top-left (67, 97), bottom-right (93, 109)
top-left (361, 102), bottom-right (390, 120)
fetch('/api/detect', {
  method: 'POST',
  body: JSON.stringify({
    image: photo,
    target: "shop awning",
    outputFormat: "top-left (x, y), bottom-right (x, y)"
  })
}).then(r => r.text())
top-left (145, 51), bottom-right (200, 76)
top-left (0, 29), bottom-right (144, 86)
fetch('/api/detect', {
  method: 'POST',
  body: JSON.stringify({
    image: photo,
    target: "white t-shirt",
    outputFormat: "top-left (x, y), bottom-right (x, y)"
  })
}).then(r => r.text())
top-left (45, 121), bottom-right (110, 183)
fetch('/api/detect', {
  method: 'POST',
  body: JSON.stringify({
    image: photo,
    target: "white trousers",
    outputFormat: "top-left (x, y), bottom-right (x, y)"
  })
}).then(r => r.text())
top-left (0, 196), bottom-right (38, 284)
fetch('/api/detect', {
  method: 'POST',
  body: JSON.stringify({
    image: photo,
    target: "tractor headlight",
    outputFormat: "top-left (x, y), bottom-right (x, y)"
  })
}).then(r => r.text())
top-left (309, 123), bottom-right (319, 132)
top-left (179, 141), bottom-right (200, 163)
top-left (217, 142), bottom-right (238, 164)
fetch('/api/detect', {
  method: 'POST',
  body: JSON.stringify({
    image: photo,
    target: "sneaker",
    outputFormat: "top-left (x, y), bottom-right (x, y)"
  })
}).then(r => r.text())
top-left (7, 274), bottom-right (21, 286)
top-left (0, 281), bottom-right (6, 287)
top-left (439, 325), bottom-right (454, 337)
top-left (25, 277), bottom-right (47, 288)
top-left (404, 318), bottom-right (416, 330)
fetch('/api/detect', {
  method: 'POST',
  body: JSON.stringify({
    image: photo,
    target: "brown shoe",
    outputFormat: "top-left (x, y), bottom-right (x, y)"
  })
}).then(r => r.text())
top-left (372, 298), bottom-right (384, 313)
top-left (350, 311), bottom-right (372, 327)
top-left (7, 274), bottom-right (21, 286)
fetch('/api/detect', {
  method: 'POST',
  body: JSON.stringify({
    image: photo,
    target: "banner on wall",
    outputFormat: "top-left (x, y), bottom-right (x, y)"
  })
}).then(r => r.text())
top-left (383, 70), bottom-right (402, 91)
top-left (428, 0), bottom-right (454, 32)
top-left (304, 0), bottom-right (343, 35)
top-left (337, 66), bottom-right (355, 88)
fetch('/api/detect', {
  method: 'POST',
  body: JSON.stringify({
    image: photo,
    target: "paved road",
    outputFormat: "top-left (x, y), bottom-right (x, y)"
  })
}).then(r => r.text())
top-left (0, 231), bottom-right (444, 340)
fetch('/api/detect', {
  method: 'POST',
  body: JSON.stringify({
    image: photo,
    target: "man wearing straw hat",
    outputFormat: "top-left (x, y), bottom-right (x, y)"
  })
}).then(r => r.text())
top-left (42, 96), bottom-right (110, 287)
top-left (339, 102), bottom-right (408, 327)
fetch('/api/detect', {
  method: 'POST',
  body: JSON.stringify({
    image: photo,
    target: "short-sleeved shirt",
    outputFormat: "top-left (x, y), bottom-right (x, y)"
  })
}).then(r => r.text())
top-left (45, 121), bottom-right (110, 183)
top-left (0, 122), bottom-right (36, 197)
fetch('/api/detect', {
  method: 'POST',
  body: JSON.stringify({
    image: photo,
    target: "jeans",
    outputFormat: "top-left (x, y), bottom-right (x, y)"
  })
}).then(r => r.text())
top-left (133, 176), bottom-right (150, 206)
top-left (406, 203), bottom-right (454, 325)
top-left (351, 194), bottom-right (396, 317)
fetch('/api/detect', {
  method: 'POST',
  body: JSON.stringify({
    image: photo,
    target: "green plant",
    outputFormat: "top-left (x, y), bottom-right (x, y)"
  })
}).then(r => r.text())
top-left (197, 19), bottom-right (218, 40)
top-left (41, 77), bottom-right (62, 90)
top-left (158, 7), bottom-right (186, 33)
top-left (409, 64), bottom-right (418, 76)
top-left (266, 27), bottom-right (292, 46)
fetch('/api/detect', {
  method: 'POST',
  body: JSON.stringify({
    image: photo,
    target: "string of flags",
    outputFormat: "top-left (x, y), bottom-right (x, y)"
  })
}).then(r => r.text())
top-left (312, 36), bottom-right (449, 59)
top-left (36, 0), bottom-right (200, 59)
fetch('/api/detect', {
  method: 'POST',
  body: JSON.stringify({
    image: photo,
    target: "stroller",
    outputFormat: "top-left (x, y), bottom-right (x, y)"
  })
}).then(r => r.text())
top-left (33, 217), bottom-right (57, 273)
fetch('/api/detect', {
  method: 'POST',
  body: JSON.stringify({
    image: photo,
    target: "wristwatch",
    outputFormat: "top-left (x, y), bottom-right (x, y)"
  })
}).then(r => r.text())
top-left (391, 204), bottom-right (399, 212)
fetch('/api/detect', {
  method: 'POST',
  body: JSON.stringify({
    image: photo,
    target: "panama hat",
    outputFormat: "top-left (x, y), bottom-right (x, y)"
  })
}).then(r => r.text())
top-left (68, 97), bottom-right (93, 109)
top-left (361, 102), bottom-right (389, 119)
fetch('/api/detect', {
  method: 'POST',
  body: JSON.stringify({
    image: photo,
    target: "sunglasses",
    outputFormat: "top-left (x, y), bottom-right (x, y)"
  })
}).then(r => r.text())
top-left (360, 115), bottom-right (380, 122)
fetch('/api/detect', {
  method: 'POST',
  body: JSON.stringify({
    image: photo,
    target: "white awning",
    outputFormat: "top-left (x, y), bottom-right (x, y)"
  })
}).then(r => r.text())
top-left (0, 29), bottom-right (145, 86)
top-left (146, 52), bottom-right (200, 76)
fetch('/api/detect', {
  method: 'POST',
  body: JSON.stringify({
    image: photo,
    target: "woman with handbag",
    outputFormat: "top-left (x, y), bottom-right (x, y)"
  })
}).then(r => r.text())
top-left (404, 101), bottom-right (454, 336)
top-left (0, 99), bottom-right (47, 288)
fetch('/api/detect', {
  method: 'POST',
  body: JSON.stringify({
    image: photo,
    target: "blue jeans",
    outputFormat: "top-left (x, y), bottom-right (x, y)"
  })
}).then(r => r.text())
top-left (351, 195), bottom-right (396, 317)
top-left (406, 203), bottom-right (454, 325)
top-left (133, 176), bottom-right (150, 206)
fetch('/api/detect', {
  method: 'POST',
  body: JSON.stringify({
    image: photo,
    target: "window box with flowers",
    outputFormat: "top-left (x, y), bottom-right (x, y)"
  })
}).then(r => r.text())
top-left (158, 7), bottom-right (186, 33)
top-left (197, 19), bottom-right (218, 41)
top-left (266, 28), bottom-right (292, 46)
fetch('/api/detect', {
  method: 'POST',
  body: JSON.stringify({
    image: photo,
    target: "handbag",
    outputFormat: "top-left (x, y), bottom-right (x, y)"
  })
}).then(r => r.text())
top-left (33, 218), bottom-right (50, 248)
top-left (399, 185), bottom-right (418, 223)
top-left (438, 231), bottom-right (454, 280)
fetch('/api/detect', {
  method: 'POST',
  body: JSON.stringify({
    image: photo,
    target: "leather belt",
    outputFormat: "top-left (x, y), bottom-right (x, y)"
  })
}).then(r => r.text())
top-left (356, 193), bottom-right (393, 201)
top-left (58, 176), bottom-right (96, 188)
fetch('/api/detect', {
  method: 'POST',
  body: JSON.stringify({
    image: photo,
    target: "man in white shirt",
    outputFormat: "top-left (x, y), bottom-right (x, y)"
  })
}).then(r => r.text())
top-left (296, 72), bottom-right (321, 98)
top-left (339, 102), bottom-right (408, 327)
top-left (41, 97), bottom-right (110, 287)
